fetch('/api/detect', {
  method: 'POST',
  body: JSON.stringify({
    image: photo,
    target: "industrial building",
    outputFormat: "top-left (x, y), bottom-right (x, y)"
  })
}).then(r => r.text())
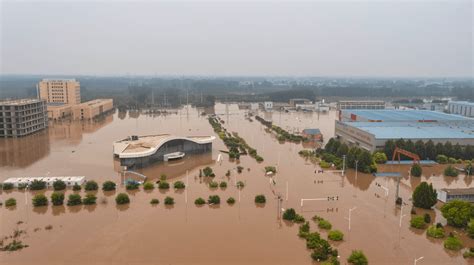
top-left (335, 110), bottom-right (474, 152)
top-left (0, 99), bottom-right (48, 137)
top-left (38, 79), bottom-right (81, 105)
top-left (437, 188), bottom-right (474, 203)
top-left (72, 99), bottom-right (114, 120)
top-left (448, 101), bottom-right (474, 117)
top-left (337, 100), bottom-right (385, 110)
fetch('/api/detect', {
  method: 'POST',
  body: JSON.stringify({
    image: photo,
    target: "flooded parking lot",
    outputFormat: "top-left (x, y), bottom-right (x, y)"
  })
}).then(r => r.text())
top-left (1, 103), bottom-right (473, 264)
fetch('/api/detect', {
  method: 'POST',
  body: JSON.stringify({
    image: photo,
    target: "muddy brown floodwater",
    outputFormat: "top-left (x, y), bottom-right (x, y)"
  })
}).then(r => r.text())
top-left (1, 103), bottom-right (473, 265)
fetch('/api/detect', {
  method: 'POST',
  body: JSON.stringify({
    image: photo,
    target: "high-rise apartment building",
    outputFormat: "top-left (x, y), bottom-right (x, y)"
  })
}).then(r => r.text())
top-left (38, 79), bottom-right (81, 105)
top-left (0, 99), bottom-right (48, 137)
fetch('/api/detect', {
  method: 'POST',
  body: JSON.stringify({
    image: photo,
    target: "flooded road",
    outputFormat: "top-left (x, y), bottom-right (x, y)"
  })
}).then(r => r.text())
top-left (1, 104), bottom-right (473, 264)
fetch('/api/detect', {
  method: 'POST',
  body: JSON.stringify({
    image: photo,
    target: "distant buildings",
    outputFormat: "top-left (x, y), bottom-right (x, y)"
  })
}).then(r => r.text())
top-left (264, 101), bottom-right (273, 111)
top-left (448, 101), bottom-right (474, 117)
top-left (0, 99), bottom-right (48, 137)
top-left (437, 188), bottom-right (474, 203)
top-left (335, 109), bottom-right (474, 152)
top-left (337, 100), bottom-right (385, 110)
top-left (289, 98), bottom-right (311, 106)
top-left (38, 79), bottom-right (81, 105)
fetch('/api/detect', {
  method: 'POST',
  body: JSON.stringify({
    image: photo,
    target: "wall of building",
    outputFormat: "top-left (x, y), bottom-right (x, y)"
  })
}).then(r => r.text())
top-left (47, 105), bottom-right (72, 120)
top-left (39, 79), bottom-right (81, 105)
top-left (448, 102), bottom-right (474, 117)
top-left (0, 99), bottom-right (48, 137)
top-left (72, 99), bottom-right (114, 120)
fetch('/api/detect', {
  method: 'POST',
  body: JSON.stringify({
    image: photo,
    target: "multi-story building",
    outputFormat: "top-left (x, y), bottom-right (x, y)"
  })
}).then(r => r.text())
top-left (0, 99), bottom-right (48, 137)
top-left (448, 101), bottom-right (474, 117)
top-left (38, 79), bottom-right (81, 105)
top-left (72, 99), bottom-right (114, 120)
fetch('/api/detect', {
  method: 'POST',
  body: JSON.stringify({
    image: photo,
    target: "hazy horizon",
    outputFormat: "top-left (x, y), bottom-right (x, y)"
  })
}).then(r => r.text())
top-left (1, 0), bottom-right (472, 77)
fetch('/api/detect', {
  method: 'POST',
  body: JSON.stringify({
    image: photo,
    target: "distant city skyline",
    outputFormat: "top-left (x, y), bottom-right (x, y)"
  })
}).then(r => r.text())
top-left (1, 1), bottom-right (472, 77)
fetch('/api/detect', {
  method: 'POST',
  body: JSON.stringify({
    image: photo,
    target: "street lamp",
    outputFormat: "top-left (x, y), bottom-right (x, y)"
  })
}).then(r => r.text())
top-left (414, 256), bottom-right (424, 265)
top-left (345, 206), bottom-right (357, 231)
top-left (399, 203), bottom-right (407, 227)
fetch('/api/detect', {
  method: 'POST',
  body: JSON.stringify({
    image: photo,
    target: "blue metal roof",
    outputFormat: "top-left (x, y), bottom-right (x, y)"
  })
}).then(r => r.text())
top-left (343, 110), bottom-right (470, 122)
top-left (303, 128), bottom-right (321, 135)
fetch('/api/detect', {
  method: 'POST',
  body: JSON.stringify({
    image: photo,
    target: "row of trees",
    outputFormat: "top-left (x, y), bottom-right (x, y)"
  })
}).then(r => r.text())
top-left (320, 138), bottom-right (377, 173)
top-left (384, 139), bottom-right (474, 161)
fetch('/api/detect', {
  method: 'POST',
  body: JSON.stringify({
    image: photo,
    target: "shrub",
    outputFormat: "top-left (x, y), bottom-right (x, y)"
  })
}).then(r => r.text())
top-left (426, 225), bottom-right (445, 238)
top-left (412, 182), bottom-right (437, 209)
top-left (468, 219), bottom-right (474, 239)
top-left (444, 165), bottom-right (459, 177)
top-left (448, 157), bottom-right (457, 164)
top-left (32, 194), bottom-right (48, 207)
top-left (237, 166), bottom-right (244, 173)
top-left (67, 194), bottom-right (82, 206)
top-left (5, 198), bottom-right (16, 207)
top-left (72, 184), bottom-right (82, 191)
top-left (255, 195), bottom-right (266, 204)
top-left (441, 200), bottom-right (474, 227)
top-left (318, 219), bottom-right (332, 230)
top-left (328, 230), bottom-right (344, 241)
top-left (17, 183), bottom-right (27, 190)
top-left (164, 196), bottom-right (174, 205)
top-left (283, 208), bottom-right (296, 221)
top-left (158, 181), bottom-right (170, 189)
top-left (436, 154), bottom-right (448, 164)
top-left (293, 214), bottom-right (306, 223)
top-left (51, 192), bottom-right (65, 206)
top-left (82, 194), bottom-right (97, 205)
top-left (444, 235), bottom-right (463, 250)
top-left (410, 164), bottom-right (422, 177)
top-left (225, 170), bottom-right (231, 177)
top-left (195, 197), bottom-right (206, 205)
top-left (143, 182), bottom-right (155, 190)
top-left (373, 152), bottom-right (387, 164)
top-left (236, 181), bottom-right (245, 189)
top-left (102, 181), bottom-right (116, 191)
top-left (306, 232), bottom-right (321, 249)
top-left (173, 181), bottom-right (185, 189)
top-left (320, 161), bottom-right (331, 169)
top-left (203, 167), bottom-right (214, 177)
top-left (309, 237), bottom-right (333, 261)
top-left (126, 181), bottom-right (140, 190)
top-left (150, 198), bottom-right (159, 205)
top-left (347, 250), bottom-right (368, 265)
top-left (298, 222), bottom-right (310, 238)
top-left (160, 174), bottom-right (167, 181)
top-left (424, 213), bottom-right (431, 223)
top-left (29, 180), bottom-right (46, 190)
top-left (219, 181), bottom-right (227, 188)
top-left (52, 180), bottom-right (66, 191)
top-left (226, 197), bottom-right (236, 204)
top-left (208, 195), bottom-right (220, 204)
top-left (84, 180), bottom-right (98, 191)
top-left (410, 215), bottom-right (426, 229)
top-left (115, 193), bottom-right (130, 205)
top-left (2, 183), bottom-right (14, 190)
top-left (463, 248), bottom-right (474, 259)
top-left (209, 181), bottom-right (218, 188)
top-left (264, 166), bottom-right (277, 174)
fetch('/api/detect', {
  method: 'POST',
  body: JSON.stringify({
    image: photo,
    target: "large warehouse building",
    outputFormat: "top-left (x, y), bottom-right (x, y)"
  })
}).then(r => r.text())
top-left (335, 110), bottom-right (474, 152)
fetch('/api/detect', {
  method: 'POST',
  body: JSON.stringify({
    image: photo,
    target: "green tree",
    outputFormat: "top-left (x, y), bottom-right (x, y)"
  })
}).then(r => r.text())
top-left (336, 143), bottom-right (349, 157)
top-left (208, 195), bottom-right (220, 204)
top-left (115, 193), bottom-right (130, 205)
top-left (227, 197), bottom-right (236, 204)
top-left (143, 182), bottom-right (155, 190)
top-left (84, 180), bottom-right (98, 191)
top-left (441, 200), bottom-right (474, 228)
top-left (410, 164), bottom-right (422, 177)
top-left (435, 143), bottom-right (445, 157)
top-left (414, 140), bottom-right (426, 159)
top-left (52, 180), bottom-right (66, 191)
top-left (72, 184), bottom-right (82, 191)
top-left (444, 165), bottom-right (459, 177)
top-left (158, 181), bottom-right (170, 189)
top-left (164, 196), bottom-right (174, 205)
top-left (384, 139), bottom-right (396, 158)
top-left (453, 144), bottom-right (463, 159)
top-left (436, 154), bottom-right (448, 164)
top-left (347, 250), bottom-right (368, 265)
top-left (427, 225), bottom-right (445, 238)
top-left (5, 198), bottom-right (16, 207)
top-left (202, 167), bottom-right (214, 177)
top-left (425, 140), bottom-right (436, 160)
top-left (410, 216), bottom-right (426, 229)
top-left (328, 230), bottom-right (344, 241)
top-left (51, 192), bottom-right (65, 206)
top-left (373, 152), bottom-right (387, 164)
top-left (283, 208), bottom-right (296, 221)
top-left (468, 219), bottom-right (474, 239)
top-left (82, 194), bottom-right (97, 205)
top-left (32, 194), bottom-right (48, 207)
top-left (444, 142), bottom-right (453, 158)
top-left (444, 235), bottom-right (463, 251)
top-left (194, 197), bottom-right (206, 205)
top-left (173, 181), bottom-right (186, 189)
top-left (412, 182), bottom-right (437, 209)
top-left (102, 181), bottom-right (116, 191)
top-left (67, 194), bottom-right (82, 206)
top-left (254, 195), bottom-right (266, 204)
top-left (29, 180), bottom-right (46, 190)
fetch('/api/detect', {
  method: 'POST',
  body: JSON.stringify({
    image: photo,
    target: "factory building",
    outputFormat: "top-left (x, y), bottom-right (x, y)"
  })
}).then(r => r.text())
top-left (335, 110), bottom-right (474, 152)
top-left (337, 100), bottom-right (385, 110)
top-left (448, 101), bottom-right (474, 117)
top-left (0, 99), bottom-right (48, 137)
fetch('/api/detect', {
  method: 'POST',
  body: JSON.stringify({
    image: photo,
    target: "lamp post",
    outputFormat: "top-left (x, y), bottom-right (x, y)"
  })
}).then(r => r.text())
top-left (414, 256), bottom-right (424, 265)
top-left (399, 203), bottom-right (407, 227)
top-left (345, 206), bottom-right (357, 231)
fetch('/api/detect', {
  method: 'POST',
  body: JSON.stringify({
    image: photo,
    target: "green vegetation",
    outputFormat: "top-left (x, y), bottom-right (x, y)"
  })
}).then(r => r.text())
top-left (225, 170), bottom-right (231, 177)
top-left (444, 165), bottom-right (459, 177)
top-left (237, 166), bottom-right (244, 173)
top-left (226, 197), bottom-right (236, 204)
top-left (373, 152), bottom-right (387, 164)
top-left (318, 219), bottom-right (332, 230)
top-left (32, 194), bottom-right (48, 207)
top-left (195, 197), bottom-right (206, 205)
top-left (255, 116), bottom-right (307, 143)
top-left (72, 184), bottom-right (82, 191)
top-left (208, 195), bottom-right (220, 205)
top-left (254, 195), bottom-right (266, 204)
top-left (424, 213), bottom-right (431, 223)
top-left (0, 239), bottom-right (29, 252)
top-left (410, 164), bottom-right (422, 177)
top-left (219, 181), bottom-right (227, 188)
top-left (202, 166), bottom-right (215, 177)
top-left (441, 200), bottom-right (474, 228)
top-left (115, 193), bottom-right (130, 205)
top-left (384, 139), bottom-right (473, 161)
top-left (52, 180), bottom-right (66, 191)
top-left (282, 208), bottom-right (296, 221)
top-left (84, 180), bottom-right (99, 191)
top-left (320, 138), bottom-right (377, 173)
top-left (347, 250), bottom-right (368, 265)
top-left (236, 181), bottom-right (245, 189)
top-left (293, 214), bottom-right (306, 223)
top-left (173, 181), bottom-right (185, 189)
top-left (158, 181), bottom-right (170, 189)
top-left (468, 219), bottom-right (474, 239)
top-left (264, 166), bottom-right (277, 174)
top-left (126, 181), bottom-right (140, 190)
top-left (306, 232), bottom-right (336, 261)
top-left (465, 162), bottom-right (473, 176)
top-left (150, 198), bottom-right (159, 205)
top-left (463, 248), bottom-right (474, 259)
top-left (164, 196), bottom-right (174, 205)
top-left (67, 194), bottom-right (82, 206)
top-left (437, 155), bottom-right (448, 164)
top-left (82, 194), bottom-right (97, 205)
top-left (5, 198), bottom-right (16, 207)
top-left (328, 230), bottom-right (344, 241)
top-left (412, 182), bottom-right (437, 209)
top-left (298, 222), bottom-right (310, 238)
top-left (209, 181), bottom-right (219, 188)
top-left (2, 183), bottom-right (13, 190)
top-left (143, 182), bottom-right (155, 190)
top-left (29, 180), bottom-right (46, 190)
top-left (17, 183), bottom-right (27, 190)
top-left (51, 192), bottom-right (65, 206)
top-left (426, 225), bottom-right (445, 238)
top-left (410, 215), bottom-right (426, 229)
top-left (160, 174), bottom-right (167, 181)
top-left (102, 181), bottom-right (116, 191)
top-left (444, 234), bottom-right (463, 251)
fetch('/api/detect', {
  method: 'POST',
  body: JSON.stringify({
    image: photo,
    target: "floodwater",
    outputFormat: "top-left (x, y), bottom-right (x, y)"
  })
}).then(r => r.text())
top-left (1, 103), bottom-right (473, 265)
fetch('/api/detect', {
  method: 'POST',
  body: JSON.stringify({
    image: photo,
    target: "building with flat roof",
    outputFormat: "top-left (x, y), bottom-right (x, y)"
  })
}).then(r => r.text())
top-left (437, 188), bottom-right (474, 203)
top-left (337, 100), bottom-right (385, 110)
top-left (72, 99), bottom-right (114, 120)
top-left (38, 79), bottom-right (81, 105)
top-left (0, 99), bottom-right (48, 137)
top-left (290, 98), bottom-right (311, 106)
top-left (335, 110), bottom-right (474, 152)
top-left (448, 101), bottom-right (474, 117)
top-left (47, 103), bottom-right (72, 120)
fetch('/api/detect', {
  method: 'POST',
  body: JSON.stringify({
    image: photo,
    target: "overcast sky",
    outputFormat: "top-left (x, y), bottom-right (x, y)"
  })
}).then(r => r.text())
top-left (1, 0), bottom-right (472, 77)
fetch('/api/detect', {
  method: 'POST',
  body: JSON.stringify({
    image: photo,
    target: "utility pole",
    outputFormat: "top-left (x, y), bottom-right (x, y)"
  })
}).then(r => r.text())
top-left (399, 203), bottom-right (407, 227)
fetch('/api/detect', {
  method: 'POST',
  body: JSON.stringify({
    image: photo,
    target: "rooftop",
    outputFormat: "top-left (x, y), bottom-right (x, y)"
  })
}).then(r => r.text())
top-left (0, 98), bottom-right (44, 106)
top-left (41, 78), bottom-right (77, 82)
top-left (75, 99), bottom-right (112, 107)
top-left (302, 128), bottom-right (321, 135)
top-left (441, 188), bottom-right (474, 196)
top-left (449, 101), bottom-right (474, 107)
top-left (342, 109), bottom-right (470, 122)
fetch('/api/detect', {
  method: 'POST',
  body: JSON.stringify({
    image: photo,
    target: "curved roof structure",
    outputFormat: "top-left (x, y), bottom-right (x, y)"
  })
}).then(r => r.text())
top-left (113, 134), bottom-right (215, 159)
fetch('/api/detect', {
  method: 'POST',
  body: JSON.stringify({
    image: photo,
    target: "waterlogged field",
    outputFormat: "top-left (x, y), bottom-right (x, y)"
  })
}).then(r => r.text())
top-left (1, 104), bottom-right (473, 265)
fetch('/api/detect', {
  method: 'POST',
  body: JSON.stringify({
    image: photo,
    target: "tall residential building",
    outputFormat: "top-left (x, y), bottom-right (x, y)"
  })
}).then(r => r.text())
top-left (38, 79), bottom-right (81, 105)
top-left (0, 99), bottom-right (48, 137)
